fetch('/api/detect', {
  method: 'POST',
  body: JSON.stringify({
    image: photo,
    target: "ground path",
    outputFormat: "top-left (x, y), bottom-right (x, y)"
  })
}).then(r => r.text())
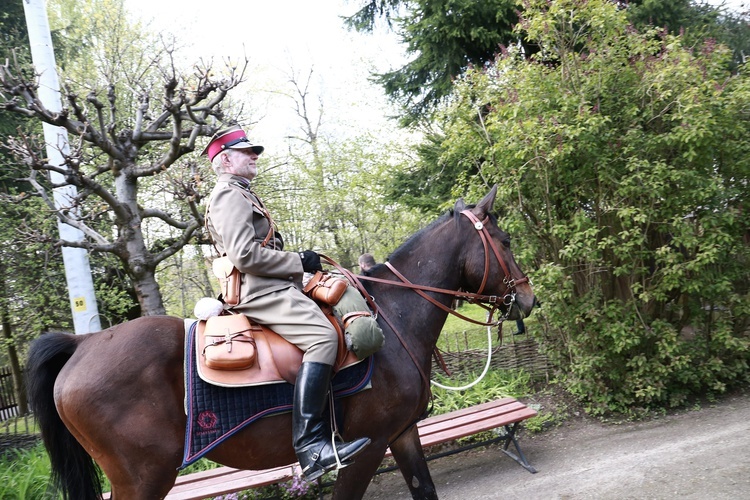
top-left (362, 389), bottom-right (750, 499)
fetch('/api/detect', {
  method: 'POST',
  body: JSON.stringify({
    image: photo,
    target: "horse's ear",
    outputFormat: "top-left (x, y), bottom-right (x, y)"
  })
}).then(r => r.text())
top-left (454, 197), bottom-right (467, 213)
top-left (472, 185), bottom-right (498, 218)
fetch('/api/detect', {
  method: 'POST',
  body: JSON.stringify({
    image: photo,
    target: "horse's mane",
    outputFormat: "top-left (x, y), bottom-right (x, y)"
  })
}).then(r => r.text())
top-left (386, 210), bottom-right (453, 263)
top-left (385, 205), bottom-right (498, 264)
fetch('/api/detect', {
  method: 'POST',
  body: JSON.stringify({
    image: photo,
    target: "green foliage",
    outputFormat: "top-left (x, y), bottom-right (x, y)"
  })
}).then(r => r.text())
top-left (375, 0), bottom-right (522, 124)
top-left (375, 0), bottom-right (750, 208)
top-left (431, 368), bottom-right (557, 439)
top-left (0, 443), bottom-right (59, 499)
top-left (255, 127), bottom-right (423, 270)
top-left (47, 0), bottom-right (163, 125)
top-left (343, 0), bottom-right (403, 32)
top-left (0, 416), bottom-right (39, 436)
top-left (431, 369), bottom-right (533, 415)
top-left (435, 303), bottom-right (539, 352)
top-left (437, 0), bottom-right (750, 414)
top-left (628, 0), bottom-right (750, 71)
top-left (439, 303), bottom-right (491, 338)
top-left (521, 407), bottom-right (559, 433)
top-left (177, 458), bottom-right (222, 476)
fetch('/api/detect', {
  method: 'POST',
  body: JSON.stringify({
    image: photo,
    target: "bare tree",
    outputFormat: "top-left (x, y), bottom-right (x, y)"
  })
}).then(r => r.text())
top-left (0, 50), bottom-right (248, 315)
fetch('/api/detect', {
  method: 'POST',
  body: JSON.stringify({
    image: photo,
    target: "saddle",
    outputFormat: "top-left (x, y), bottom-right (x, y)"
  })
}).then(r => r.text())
top-left (196, 309), bottom-right (359, 387)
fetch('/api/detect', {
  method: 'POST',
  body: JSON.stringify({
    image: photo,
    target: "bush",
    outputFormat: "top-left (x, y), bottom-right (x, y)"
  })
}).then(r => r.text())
top-left (439, 0), bottom-right (750, 414)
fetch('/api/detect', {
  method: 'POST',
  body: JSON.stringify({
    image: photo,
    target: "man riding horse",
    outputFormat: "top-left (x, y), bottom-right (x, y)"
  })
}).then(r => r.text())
top-left (202, 125), bottom-right (371, 480)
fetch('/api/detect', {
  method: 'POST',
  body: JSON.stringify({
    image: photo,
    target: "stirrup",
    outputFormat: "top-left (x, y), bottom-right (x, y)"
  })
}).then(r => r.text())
top-left (299, 433), bottom-right (354, 480)
top-left (329, 432), bottom-right (350, 470)
top-left (300, 454), bottom-right (350, 482)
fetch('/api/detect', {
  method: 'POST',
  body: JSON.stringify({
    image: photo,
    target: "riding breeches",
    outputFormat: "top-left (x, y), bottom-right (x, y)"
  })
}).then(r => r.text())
top-left (232, 287), bottom-right (338, 365)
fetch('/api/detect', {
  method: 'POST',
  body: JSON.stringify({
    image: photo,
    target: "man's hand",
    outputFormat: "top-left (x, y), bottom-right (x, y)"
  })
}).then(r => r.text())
top-left (299, 250), bottom-right (322, 273)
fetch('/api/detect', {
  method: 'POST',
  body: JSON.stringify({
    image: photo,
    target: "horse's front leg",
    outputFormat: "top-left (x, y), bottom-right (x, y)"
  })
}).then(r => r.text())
top-left (389, 424), bottom-right (438, 500)
top-left (331, 440), bottom-right (389, 500)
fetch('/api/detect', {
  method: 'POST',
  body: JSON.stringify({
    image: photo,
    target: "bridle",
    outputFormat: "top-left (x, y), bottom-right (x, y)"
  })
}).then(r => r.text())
top-left (351, 209), bottom-right (529, 327)
top-left (321, 208), bottom-right (530, 397)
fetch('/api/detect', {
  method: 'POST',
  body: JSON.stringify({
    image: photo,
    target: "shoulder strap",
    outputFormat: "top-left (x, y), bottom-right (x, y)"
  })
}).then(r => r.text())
top-left (205, 182), bottom-right (277, 251)
top-left (204, 192), bottom-right (221, 256)
top-left (229, 181), bottom-right (277, 249)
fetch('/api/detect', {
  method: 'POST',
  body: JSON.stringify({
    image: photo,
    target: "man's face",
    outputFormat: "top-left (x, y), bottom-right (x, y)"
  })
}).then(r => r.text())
top-left (223, 149), bottom-right (259, 180)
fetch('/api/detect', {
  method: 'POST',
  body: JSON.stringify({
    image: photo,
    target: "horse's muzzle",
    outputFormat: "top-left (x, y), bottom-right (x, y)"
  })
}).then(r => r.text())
top-left (506, 294), bottom-right (537, 321)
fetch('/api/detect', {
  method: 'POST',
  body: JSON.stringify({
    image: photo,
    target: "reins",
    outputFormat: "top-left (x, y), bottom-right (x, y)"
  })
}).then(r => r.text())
top-left (319, 254), bottom-right (432, 394)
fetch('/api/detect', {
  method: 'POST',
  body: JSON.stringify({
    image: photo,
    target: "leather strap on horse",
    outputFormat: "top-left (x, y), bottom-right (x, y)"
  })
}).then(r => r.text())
top-left (317, 255), bottom-right (379, 316)
top-left (433, 348), bottom-right (452, 377)
top-left (354, 272), bottom-right (515, 316)
top-left (459, 209), bottom-right (528, 295)
top-left (350, 209), bottom-right (530, 326)
top-left (382, 262), bottom-right (503, 327)
top-left (319, 210), bottom-right (530, 397)
top-left (318, 254), bottom-right (432, 398)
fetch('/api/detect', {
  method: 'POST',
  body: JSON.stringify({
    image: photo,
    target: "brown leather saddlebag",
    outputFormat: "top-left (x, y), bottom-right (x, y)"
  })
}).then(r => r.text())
top-left (303, 271), bottom-right (348, 306)
top-left (202, 314), bottom-right (256, 370)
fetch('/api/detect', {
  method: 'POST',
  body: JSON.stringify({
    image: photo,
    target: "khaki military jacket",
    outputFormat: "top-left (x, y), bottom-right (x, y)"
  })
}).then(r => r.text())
top-left (206, 174), bottom-right (304, 303)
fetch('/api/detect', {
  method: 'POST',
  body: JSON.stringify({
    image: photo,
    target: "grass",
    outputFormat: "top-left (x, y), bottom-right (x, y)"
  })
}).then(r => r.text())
top-left (0, 442), bottom-right (59, 500)
top-left (433, 303), bottom-right (558, 436)
top-left (437, 303), bottom-right (540, 352)
top-left (0, 415), bottom-right (39, 436)
top-left (177, 458), bottom-right (223, 476)
top-left (431, 369), bottom-right (533, 414)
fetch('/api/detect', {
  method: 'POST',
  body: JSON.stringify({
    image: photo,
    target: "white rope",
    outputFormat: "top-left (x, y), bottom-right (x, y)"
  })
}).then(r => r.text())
top-left (430, 321), bottom-right (497, 391)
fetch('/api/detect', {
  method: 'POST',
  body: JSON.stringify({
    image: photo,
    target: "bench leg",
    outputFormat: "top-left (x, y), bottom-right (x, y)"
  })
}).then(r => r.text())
top-left (500, 422), bottom-right (537, 473)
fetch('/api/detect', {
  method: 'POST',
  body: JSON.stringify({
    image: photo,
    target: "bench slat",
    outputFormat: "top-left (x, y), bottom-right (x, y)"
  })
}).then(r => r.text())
top-left (417, 397), bottom-right (518, 426)
top-left (166, 465), bottom-right (298, 499)
top-left (420, 407), bottom-right (538, 446)
top-left (172, 466), bottom-right (244, 484)
top-left (418, 401), bottom-right (536, 437)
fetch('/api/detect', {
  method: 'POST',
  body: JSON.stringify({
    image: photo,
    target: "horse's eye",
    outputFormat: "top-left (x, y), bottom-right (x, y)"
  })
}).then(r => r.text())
top-left (502, 238), bottom-right (511, 249)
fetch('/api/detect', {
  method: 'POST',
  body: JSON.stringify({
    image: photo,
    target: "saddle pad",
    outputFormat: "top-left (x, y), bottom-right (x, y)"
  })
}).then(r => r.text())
top-left (181, 320), bottom-right (374, 468)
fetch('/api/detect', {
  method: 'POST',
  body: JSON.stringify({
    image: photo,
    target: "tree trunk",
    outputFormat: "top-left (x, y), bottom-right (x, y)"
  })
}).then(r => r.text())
top-left (131, 266), bottom-right (166, 316)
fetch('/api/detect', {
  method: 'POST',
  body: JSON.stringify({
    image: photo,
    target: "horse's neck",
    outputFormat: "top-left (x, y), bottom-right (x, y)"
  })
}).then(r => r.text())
top-left (377, 223), bottom-right (463, 353)
top-left (388, 221), bottom-right (463, 293)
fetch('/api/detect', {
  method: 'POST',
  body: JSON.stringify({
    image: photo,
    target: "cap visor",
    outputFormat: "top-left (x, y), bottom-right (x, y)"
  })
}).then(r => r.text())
top-left (229, 143), bottom-right (264, 155)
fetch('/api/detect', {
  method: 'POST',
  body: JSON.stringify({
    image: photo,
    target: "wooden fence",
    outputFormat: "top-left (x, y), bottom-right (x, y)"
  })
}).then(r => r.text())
top-left (0, 366), bottom-right (19, 422)
top-left (435, 332), bottom-right (550, 381)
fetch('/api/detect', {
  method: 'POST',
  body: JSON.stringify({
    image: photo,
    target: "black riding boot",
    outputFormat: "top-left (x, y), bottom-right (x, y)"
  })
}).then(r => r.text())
top-left (293, 361), bottom-right (371, 481)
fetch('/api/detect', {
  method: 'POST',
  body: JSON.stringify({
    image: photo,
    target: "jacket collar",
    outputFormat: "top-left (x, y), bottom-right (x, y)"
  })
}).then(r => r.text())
top-left (217, 173), bottom-right (252, 190)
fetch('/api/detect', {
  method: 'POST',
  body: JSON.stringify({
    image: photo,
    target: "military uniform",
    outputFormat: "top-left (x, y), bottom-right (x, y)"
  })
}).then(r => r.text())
top-left (205, 173), bottom-right (338, 365)
top-left (203, 126), bottom-right (369, 480)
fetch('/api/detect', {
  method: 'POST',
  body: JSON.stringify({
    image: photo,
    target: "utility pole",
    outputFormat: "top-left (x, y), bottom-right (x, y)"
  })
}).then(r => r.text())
top-left (23, 0), bottom-right (101, 334)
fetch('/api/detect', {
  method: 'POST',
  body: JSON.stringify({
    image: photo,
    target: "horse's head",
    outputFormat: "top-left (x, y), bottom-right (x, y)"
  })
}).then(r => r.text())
top-left (454, 185), bottom-right (536, 321)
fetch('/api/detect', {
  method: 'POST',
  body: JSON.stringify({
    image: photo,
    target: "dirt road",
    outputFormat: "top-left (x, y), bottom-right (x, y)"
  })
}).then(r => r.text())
top-left (363, 390), bottom-right (750, 499)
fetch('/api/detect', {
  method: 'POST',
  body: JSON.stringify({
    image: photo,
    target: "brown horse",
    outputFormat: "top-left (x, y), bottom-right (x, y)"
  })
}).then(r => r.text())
top-left (26, 186), bottom-right (536, 500)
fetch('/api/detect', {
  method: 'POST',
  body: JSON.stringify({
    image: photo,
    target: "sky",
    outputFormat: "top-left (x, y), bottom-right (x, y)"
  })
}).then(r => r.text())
top-left (122, 0), bottom-right (748, 152)
top-left (123, 0), bottom-right (408, 151)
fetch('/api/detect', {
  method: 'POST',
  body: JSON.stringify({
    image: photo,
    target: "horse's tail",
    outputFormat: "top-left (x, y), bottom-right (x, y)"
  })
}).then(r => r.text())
top-left (26, 333), bottom-right (103, 500)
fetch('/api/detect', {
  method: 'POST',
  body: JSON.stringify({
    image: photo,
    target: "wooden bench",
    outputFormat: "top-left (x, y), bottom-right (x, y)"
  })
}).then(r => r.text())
top-left (105, 397), bottom-right (538, 499)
